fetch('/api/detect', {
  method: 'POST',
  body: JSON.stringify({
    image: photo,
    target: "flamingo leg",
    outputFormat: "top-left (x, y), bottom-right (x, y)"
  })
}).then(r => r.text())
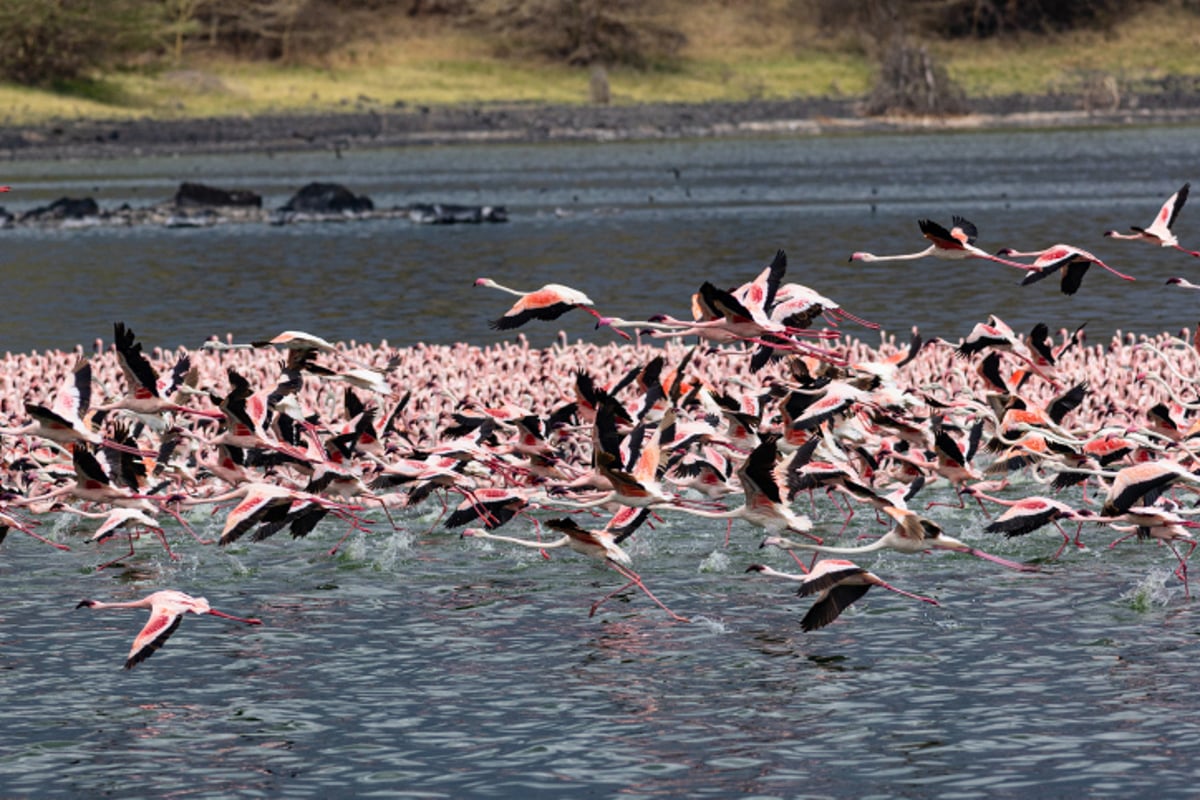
top-left (872, 579), bottom-right (940, 607)
top-left (96, 530), bottom-right (137, 570)
top-left (206, 608), bottom-right (264, 625)
top-left (147, 525), bottom-right (178, 562)
top-left (966, 547), bottom-right (1042, 573)
top-left (13, 523), bottom-right (70, 552)
top-left (606, 562), bottom-right (689, 622)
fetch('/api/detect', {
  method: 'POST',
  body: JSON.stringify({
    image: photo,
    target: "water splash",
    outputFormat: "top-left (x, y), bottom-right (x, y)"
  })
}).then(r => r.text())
top-left (1120, 567), bottom-right (1177, 611)
top-left (697, 550), bottom-right (731, 573)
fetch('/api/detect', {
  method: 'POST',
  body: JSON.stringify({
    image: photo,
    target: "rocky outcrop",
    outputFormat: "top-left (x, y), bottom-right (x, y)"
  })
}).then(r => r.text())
top-left (20, 197), bottom-right (100, 223)
top-left (280, 182), bottom-right (373, 214)
top-left (175, 181), bottom-right (262, 208)
top-left (0, 181), bottom-right (506, 230)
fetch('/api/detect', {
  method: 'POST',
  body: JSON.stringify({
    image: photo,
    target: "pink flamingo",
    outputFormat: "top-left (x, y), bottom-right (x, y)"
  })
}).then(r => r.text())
top-left (475, 278), bottom-right (630, 339)
top-left (996, 243), bottom-right (1136, 295)
top-left (462, 511), bottom-right (689, 621)
top-left (747, 558), bottom-right (939, 631)
top-left (962, 485), bottom-right (1092, 559)
top-left (849, 217), bottom-right (1034, 269)
top-left (1105, 183), bottom-right (1200, 257)
top-left (76, 589), bottom-right (262, 669)
top-left (761, 502), bottom-right (1039, 572)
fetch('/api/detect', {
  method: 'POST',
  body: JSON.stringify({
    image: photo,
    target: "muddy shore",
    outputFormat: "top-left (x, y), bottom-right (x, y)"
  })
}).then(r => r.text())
top-left (3, 89), bottom-right (1200, 161)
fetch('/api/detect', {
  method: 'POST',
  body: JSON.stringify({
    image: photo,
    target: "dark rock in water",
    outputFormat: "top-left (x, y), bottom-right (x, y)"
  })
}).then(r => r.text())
top-left (20, 196), bottom-right (100, 221)
top-left (0, 207), bottom-right (11, 227)
top-left (175, 181), bottom-right (262, 208)
top-left (280, 182), bottom-right (373, 214)
top-left (407, 203), bottom-right (508, 224)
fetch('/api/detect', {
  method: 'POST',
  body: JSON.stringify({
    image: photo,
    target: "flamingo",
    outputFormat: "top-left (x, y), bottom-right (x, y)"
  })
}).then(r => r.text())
top-left (1165, 277), bottom-right (1200, 290)
top-left (1104, 183), bottom-right (1200, 257)
top-left (462, 510), bottom-right (689, 621)
top-left (1105, 506), bottom-right (1199, 598)
top-left (1098, 460), bottom-right (1200, 516)
top-left (668, 437), bottom-right (820, 545)
top-left (746, 558), bottom-right (939, 631)
top-left (0, 357), bottom-right (100, 448)
top-left (762, 502), bottom-right (1039, 572)
top-left (849, 217), bottom-right (1034, 269)
top-left (963, 486), bottom-right (1092, 558)
top-left (475, 278), bottom-right (630, 339)
top-left (76, 589), bottom-right (262, 669)
top-left (101, 322), bottom-right (220, 421)
top-left (995, 244), bottom-right (1136, 295)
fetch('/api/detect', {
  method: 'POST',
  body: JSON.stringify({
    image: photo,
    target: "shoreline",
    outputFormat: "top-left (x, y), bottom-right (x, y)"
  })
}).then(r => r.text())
top-left (4, 93), bottom-right (1200, 161)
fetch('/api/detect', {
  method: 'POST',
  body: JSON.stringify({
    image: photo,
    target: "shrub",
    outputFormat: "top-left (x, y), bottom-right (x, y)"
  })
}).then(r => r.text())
top-left (864, 37), bottom-right (968, 116)
top-left (0, 0), bottom-right (161, 86)
top-left (474, 0), bottom-right (685, 68)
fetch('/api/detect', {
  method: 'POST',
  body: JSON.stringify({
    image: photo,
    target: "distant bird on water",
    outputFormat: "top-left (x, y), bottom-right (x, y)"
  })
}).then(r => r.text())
top-left (76, 589), bottom-right (262, 669)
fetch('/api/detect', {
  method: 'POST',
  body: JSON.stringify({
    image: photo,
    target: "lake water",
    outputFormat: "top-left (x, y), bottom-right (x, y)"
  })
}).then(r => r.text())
top-left (1, 123), bottom-right (1199, 352)
top-left (2, 124), bottom-right (1200, 799)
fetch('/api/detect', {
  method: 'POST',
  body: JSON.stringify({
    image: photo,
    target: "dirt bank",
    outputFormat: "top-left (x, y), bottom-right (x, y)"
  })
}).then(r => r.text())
top-left (2, 92), bottom-right (1200, 161)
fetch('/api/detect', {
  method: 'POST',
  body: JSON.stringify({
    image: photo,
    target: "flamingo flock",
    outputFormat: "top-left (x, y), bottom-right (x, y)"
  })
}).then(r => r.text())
top-left (4, 182), bottom-right (1200, 667)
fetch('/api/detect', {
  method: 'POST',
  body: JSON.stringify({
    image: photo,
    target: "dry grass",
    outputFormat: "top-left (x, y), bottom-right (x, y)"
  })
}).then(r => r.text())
top-left (1, 2), bottom-right (1198, 125)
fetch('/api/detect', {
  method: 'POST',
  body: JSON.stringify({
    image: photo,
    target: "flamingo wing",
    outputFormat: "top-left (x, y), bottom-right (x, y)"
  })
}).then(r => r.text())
top-left (984, 502), bottom-right (1060, 537)
top-left (950, 215), bottom-right (980, 244)
top-left (738, 438), bottom-right (784, 506)
top-left (800, 584), bottom-right (871, 631)
top-left (1162, 183), bottom-right (1190, 231)
top-left (918, 218), bottom-right (961, 248)
top-left (126, 608), bottom-right (184, 669)
top-left (491, 288), bottom-right (582, 330)
top-left (798, 562), bottom-right (868, 597)
top-left (113, 322), bottom-right (162, 397)
top-left (52, 358), bottom-right (92, 420)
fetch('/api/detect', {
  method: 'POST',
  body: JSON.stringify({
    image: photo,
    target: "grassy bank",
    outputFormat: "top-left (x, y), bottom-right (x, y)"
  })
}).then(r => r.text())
top-left (1, 2), bottom-right (1198, 126)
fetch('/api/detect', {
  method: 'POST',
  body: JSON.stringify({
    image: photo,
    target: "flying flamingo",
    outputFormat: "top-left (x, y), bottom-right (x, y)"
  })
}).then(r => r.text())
top-left (475, 278), bottom-right (630, 339)
top-left (962, 485), bottom-right (1092, 559)
top-left (462, 511), bottom-right (689, 621)
top-left (995, 244), bottom-right (1136, 295)
top-left (761, 502), bottom-right (1039, 572)
top-left (100, 322), bottom-right (221, 421)
top-left (746, 558), bottom-right (939, 631)
top-left (1104, 183), bottom-right (1200, 257)
top-left (1105, 506), bottom-right (1199, 598)
top-left (849, 217), bottom-right (1034, 269)
top-left (76, 589), bottom-right (262, 669)
top-left (668, 437), bottom-right (820, 547)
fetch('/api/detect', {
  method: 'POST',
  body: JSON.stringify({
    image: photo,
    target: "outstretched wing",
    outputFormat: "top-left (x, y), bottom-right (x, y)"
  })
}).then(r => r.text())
top-left (126, 609), bottom-right (184, 669)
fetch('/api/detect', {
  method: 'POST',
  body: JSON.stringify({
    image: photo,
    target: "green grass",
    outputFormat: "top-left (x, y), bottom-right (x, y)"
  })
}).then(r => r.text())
top-left (1, 3), bottom-right (1198, 125)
